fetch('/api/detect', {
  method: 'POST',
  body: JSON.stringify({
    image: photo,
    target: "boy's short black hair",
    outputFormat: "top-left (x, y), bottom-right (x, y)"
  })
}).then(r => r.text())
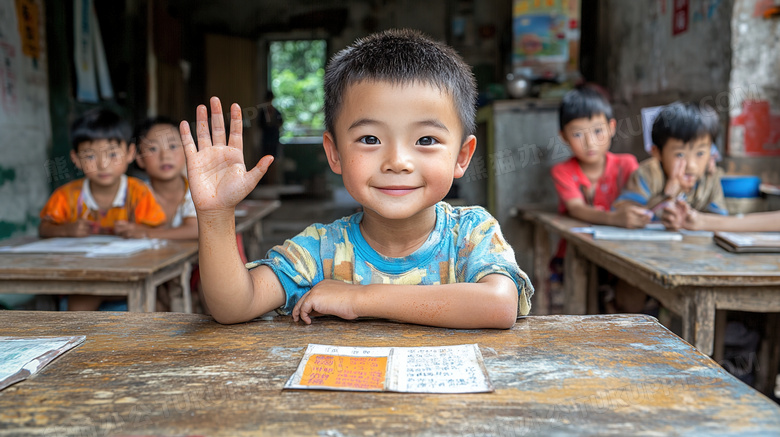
top-left (651, 102), bottom-right (719, 151)
top-left (559, 85), bottom-right (614, 130)
top-left (324, 28), bottom-right (477, 140)
top-left (133, 115), bottom-right (178, 145)
top-left (70, 108), bottom-right (131, 152)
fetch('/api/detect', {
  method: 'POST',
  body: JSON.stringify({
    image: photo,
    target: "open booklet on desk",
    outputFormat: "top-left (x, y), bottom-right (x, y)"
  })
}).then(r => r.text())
top-left (0, 336), bottom-right (86, 391)
top-left (284, 344), bottom-right (493, 393)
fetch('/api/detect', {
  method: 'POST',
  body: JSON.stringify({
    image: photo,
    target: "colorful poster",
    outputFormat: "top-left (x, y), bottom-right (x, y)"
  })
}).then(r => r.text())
top-left (512, 0), bottom-right (577, 78)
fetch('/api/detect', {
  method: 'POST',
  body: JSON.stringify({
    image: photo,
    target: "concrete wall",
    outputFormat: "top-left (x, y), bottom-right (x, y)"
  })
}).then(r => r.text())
top-left (726, 0), bottom-right (780, 183)
top-left (601, 0), bottom-right (735, 159)
top-left (0, 0), bottom-right (51, 239)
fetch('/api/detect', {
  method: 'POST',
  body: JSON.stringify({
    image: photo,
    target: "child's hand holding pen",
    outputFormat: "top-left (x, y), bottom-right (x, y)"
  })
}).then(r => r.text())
top-left (114, 220), bottom-right (149, 239)
top-left (661, 198), bottom-right (697, 230)
top-left (66, 219), bottom-right (94, 237)
top-left (613, 205), bottom-right (652, 228)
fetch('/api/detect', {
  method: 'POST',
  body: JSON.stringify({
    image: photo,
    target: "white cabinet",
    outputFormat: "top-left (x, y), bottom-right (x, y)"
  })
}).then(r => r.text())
top-left (456, 99), bottom-right (570, 284)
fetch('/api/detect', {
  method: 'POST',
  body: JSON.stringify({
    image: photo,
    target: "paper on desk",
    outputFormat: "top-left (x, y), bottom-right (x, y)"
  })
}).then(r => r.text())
top-left (284, 343), bottom-right (493, 393)
top-left (0, 236), bottom-right (163, 257)
top-left (590, 225), bottom-right (682, 241)
top-left (0, 336), bottom-right (86, 391)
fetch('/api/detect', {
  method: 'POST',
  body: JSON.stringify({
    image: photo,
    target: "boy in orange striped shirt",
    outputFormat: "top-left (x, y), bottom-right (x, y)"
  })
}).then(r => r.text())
top-left (39, 108), bottom-right (166, 310)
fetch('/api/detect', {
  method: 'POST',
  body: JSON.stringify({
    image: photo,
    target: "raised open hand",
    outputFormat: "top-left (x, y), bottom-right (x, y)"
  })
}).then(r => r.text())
top-left (180, 97), bottom-right (274, 213)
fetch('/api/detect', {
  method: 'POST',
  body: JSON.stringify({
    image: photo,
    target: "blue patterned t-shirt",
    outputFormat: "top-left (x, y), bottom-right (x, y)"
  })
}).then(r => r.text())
top-left (247, 202), bottom-right (533, 316)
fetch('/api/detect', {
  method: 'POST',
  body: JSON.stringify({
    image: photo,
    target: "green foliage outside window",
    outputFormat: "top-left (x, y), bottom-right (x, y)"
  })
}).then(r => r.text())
top-left (269, 40), bottom-right (327, 142)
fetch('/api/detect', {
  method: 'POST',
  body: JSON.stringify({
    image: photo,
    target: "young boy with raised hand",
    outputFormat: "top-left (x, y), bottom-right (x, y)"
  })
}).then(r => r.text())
top-left (180, 29), bottom-right (533, 328)
top-left (39, 108), bottom-right (166, 311)
top-left (614, 101), bottom-right (728, 222)
top-left (551, 86), bottom-right (649, 228)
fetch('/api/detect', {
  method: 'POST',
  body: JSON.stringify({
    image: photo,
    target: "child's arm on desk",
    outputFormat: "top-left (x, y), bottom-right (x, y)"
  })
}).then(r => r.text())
top-left (292, 274), bottom-right (519, 329)
top-left (114, 218), bottom-right (199, 239)
top-left (566, 198), bottom-right (651, 229)
top-left (663, 199), bottom-right (780, 232)
top-left (181, 97), bottom-right (284, 324)
top-left (39, 219), bottom-right (94, 238)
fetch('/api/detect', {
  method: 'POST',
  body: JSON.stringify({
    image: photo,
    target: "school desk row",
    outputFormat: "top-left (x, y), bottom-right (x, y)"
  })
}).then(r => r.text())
top-left (0, 311), bottom-right (778, 435)
top-left (0, 199), bottom-right (280, 312)
top-left (520, 210), bottom-right (780, 396)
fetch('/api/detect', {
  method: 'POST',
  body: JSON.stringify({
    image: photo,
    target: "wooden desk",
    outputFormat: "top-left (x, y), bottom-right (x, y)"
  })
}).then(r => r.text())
top-left (0, 240), bottom-right (198, 313)
top-left (0, 312), bottom-right (777, 436)
top-left (235, 199), bottom-right (281, 261)
top-left (522, 210), bottom-right (780, 392)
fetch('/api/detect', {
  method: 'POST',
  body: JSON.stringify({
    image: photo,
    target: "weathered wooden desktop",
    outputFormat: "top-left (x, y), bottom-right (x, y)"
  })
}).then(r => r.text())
top-left (0, 240), bottom-right (198, 312)
top-left (0, 311), bottom-right (778, 436)
top-left (522, 210), bottom-right (780, 394)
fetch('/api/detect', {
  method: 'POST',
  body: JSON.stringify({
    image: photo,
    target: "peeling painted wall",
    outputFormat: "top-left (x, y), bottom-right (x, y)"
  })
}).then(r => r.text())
top-left (728, 0), bottom-right (780, 163)
top-left (601, 0), bottom-right (735, 158)
top-left (0, 0), bottom-right (51, 240)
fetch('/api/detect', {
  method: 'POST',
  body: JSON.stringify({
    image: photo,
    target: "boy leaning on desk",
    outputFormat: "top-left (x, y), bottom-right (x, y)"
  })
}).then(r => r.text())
top-left (38, 108), bottom-right (167, 311)
top-left (613, 101), bottom-right (729, 224)
top-left (179, 29), bottom-right (534, 328)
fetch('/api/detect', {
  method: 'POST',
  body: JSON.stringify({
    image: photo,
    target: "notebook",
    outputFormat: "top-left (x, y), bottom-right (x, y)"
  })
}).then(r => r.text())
top-left (713, 232), bottom-right (780, 253)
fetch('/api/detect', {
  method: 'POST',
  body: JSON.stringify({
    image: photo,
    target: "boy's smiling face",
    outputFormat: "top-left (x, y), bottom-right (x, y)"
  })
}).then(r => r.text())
top-left (136, 124), bottom-right (186, 182)
top-left (71, 139), bottom-right (135, 189)
top-left (652, 135), bottom-right (712, 192)
top-left (323, 80), bottom-right (475, 221)
top-left (559, 114), bottom-right (616, 166)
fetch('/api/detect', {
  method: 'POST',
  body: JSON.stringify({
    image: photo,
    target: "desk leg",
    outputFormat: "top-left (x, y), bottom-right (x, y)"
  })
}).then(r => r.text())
top-left (713, 310), bottom-right (727, 363)
top-left (181, 261), bottom-right (193, 313)
top-left (683, 289), bottom-right (715, 356)
top-left (587, 263), bottom-right (599, 314)
top-left (143, 277), bottom-right (157, 312)
top-left (243, 221), bottom-right (264, 262)
top-left (532, 223), bottom-right (550, 315)
top-left (564, 244), bottom-right (588, 315)
top-left (127, 284), bottom-right (144, 312)
top-left (757, 313), bottom-right (779, 395)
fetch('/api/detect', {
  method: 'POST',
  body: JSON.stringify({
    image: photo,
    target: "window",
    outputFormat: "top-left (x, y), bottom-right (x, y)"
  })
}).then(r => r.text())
top-left (268, 40), bottom-right (327, 143)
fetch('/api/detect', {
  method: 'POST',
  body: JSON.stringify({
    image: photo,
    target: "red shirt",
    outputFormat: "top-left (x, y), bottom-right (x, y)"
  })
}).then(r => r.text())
top-left (550, 152), bottom-right (639, 259)
top-left (551, 152), bottom-right (639, 215)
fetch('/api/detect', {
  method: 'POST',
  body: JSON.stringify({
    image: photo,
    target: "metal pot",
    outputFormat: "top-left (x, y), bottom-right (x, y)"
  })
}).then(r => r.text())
top-left (506, 73), bottom-right (530, 99)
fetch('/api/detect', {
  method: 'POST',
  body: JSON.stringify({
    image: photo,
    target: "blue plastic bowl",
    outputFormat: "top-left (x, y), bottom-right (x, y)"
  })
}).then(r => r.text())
top-left (721, 175), bottom-right (761, 198)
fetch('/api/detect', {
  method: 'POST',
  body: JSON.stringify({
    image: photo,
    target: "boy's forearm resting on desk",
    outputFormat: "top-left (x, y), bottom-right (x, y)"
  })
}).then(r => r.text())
top-left (39, 219), bottom-right (98, 238)
top-left (292, 274), bottom-right (519, 329)
top-left (145, 218), bottom-right (199, 240)
top-left (672, 208), bottom-right (780, 232)
top-left (567, 200), bottom-right (650, 229)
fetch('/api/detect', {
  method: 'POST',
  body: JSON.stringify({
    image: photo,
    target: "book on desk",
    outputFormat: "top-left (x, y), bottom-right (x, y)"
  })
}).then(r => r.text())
top-left (714, 232), bottom-right (780, 253)
top-left (0, 336), bottom-right (86, 391)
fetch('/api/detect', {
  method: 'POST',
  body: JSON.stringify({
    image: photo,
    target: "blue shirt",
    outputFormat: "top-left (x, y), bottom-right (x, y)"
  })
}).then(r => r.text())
top-left (248, 202), bottom-right (533, 316)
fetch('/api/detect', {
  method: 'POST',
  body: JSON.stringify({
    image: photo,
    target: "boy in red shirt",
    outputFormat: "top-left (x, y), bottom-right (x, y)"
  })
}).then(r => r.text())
top-left (550, 86), bottom-right (650, 314)
top-left (551, 86), bottom-right (649, 227)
